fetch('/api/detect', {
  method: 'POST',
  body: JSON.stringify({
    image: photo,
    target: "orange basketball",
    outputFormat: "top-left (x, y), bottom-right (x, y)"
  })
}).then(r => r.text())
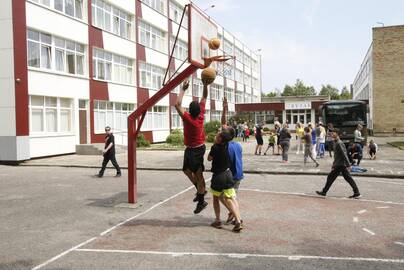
top-left (201, 67), bottom-right (216, 85)
top-left (209, 38), bottom-right (221, 50)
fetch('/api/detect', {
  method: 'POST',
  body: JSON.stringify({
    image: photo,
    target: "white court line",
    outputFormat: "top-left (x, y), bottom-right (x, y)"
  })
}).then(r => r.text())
top-left (395, 242), bottom-right (404, 247)
top-left (362, 228), bottom-right (376, 236)
top-left (376, 206), bottom-right (391, 209)
top-left (31, 237), bottom-right (97, 270)
top-left (239, 188), bottom-right (404, 205)
top-left (357, 209), bottom-right (367, 214)
top-left (75, 248), bottom-right (404, 264)
top-left (360, 179), bottom-right (404, 186)
top-left (31, 179), bottom-right (210, 270)
top-left (353, 217), bottom-right (359, 223)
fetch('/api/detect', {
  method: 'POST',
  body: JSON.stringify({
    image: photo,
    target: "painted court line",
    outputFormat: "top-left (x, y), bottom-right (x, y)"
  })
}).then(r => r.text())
top-left (31, 237), bottom-right (97, 270)
top-left (239, 188), bottom-right (404, 205)
top-left (75, 248), bottom-right (404, 264)
top-left (357, 209), bottom-right (367, 214)
top-left (353, 217), bottom-right (359, 223)
top-left (395, 242), bottom-right (404, 247)
top-left (31, 180), bottom-right (210, 270)
top-left (362, 228), bottom-right (376, 236)
top-left (376, 206), bottom-right (391, 209)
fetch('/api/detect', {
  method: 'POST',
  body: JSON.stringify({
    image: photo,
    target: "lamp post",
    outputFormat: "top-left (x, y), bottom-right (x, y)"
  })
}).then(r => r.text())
top-left (203, 4), bottom-right (215, 12)
top-left (376, 22), bottom-right (385, 27)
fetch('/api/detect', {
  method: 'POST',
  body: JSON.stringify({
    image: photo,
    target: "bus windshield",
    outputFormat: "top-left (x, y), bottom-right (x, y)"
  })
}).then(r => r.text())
top-left (324, 103), bottom-right (366, 126)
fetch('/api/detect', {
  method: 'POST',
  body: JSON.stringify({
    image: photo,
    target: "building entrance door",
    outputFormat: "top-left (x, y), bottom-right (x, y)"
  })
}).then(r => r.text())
top-left (79, 100), bottom-right (89, 144)
top-left (288, 110), bottom-right (309, 130)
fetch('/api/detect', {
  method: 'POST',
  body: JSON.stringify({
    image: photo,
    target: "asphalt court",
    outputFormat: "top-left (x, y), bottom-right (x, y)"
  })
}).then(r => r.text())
top-left (34, 175), bottom-right (404, 270)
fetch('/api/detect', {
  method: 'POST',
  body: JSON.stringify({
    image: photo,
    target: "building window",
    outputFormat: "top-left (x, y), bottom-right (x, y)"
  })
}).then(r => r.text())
top-left (54, 0), bottom-right (83, 19)
top-left (139, 62), bottom-right (165, 90)
top-left (142, 106), bottom-right (169, 130)
top-left (29, 95), bottom-right (73, 134)
top-left (93, 100), bottom-right (135, 133)
top-left (211, 110), bottom-right (221, 122)
top-left (169, 1), bottom-right (187, 25)
top-left (27, 29), bottom-right (85, 75)
top-left (92, 0), bottom-right (132, 39)
top-left (141, 0), bottom-right (166, 14)
top-left (171, 106), bottom-right (183, 129)
top-left (223, 63), bottom-right (234, 80)
top-left (93, 48), bottom-right (134, 84)
top-left (236, 91), bottom-right (244, 103)
top-left (235, 69), bottom-right (243, 83)
top-left (223, 38), bottom-right (233, 56)
top-left (31, 0), bottom-right (51, 7)
top-left (204, 110), bottom-right (210, 123)
top-left (170, 36), bottom-right (188, 61)
top-left (245, 93), bottom-right (251, 103)
top-left (224, 88), bottom-right (234, 103)
top-left (139, 21), bottom-right (166, 52)
top-left (244, 73), bottom-right (251, 86)
top-left (192, 78), bottom-right (203, 97)
top-left (210, 84), bottom-right (223, 101)
top-left (235, 47), bottom-right (243, 62)
top-left (244, 53), bottom-right (251, 67)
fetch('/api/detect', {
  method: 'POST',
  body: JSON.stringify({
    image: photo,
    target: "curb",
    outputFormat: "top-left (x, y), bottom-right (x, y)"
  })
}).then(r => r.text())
top-left (18, 163), bottom-right (404, 179)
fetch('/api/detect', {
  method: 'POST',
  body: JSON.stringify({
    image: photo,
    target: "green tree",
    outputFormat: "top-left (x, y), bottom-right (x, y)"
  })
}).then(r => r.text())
top-left (262, 91), bottom-right (277, 97)
top-left (319, 84), bottom-right (340, 100)
top-left (281, 79), bottom-right (316, 96)
top-left (339, 86), bottom-right (352, 100)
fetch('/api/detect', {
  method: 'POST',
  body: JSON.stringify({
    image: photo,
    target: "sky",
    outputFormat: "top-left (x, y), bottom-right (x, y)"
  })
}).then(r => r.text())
top-left (192, 0), bottom-right (404, 94)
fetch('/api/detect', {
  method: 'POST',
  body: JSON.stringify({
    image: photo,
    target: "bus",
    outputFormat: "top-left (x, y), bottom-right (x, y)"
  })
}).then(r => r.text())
top-left (321, 100), bottom-right (368, 144)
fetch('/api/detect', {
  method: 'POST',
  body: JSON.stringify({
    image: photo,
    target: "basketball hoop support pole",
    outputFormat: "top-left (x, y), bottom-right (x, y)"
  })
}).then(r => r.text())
top-left (127, 64), bottom-right (198, 203)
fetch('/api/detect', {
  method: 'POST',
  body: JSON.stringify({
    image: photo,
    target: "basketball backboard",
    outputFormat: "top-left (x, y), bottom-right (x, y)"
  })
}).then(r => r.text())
top-left (188, 3), bottom-right (218, 68)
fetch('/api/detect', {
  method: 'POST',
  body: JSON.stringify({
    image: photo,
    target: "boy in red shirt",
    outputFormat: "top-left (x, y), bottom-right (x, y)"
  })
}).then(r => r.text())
top-left (175, 79), bottom-right (210, 214)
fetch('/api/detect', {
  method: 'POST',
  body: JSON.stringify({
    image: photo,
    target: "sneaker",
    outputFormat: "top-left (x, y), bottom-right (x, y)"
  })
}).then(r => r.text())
top-left (232, 221), bottom-right (243, 232)
top-left (193, 191), bottom-right (207, 202)
top-left (94, 174), bottom-right (103, 178)
top-left (315, 163), bottom-right (320, 167)
top-left (316, 191), bottom-right (326, 197)
top-left (115, 173), bottom-right (122, 177)
top-left (349, 193), bottom-right (361, 199)
top-left (194, 201), bottom-right (208, 214)
top-left (263, 153), bottom-right (267, 155)
top-left (210, 220), bottom-right (222, 229)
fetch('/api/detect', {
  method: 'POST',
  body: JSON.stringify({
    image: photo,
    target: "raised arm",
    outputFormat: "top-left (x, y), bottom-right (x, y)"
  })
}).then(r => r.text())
top-left (221, 97), bottom-right (228, 126)
top-left (174, 80), bottom-right (189, 118)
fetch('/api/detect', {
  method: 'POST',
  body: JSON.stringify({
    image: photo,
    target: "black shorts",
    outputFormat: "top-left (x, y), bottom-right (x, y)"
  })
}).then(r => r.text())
top-left (211, 169), bottom-right (235, 191)
top-left (268, 143), bottom-right (274, 147)
top-left (256, 136), bottom-right (263, 145)
top-left (183, 145), bottom-right (206, 173)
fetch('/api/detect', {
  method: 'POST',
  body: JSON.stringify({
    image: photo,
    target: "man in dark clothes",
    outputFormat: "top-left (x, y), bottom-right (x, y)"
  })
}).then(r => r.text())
top-left (254, 122), bottom-right (264, 155)
top-left (97, 126), bottom-right (121, 177)
top-left (316, 129), bottom-right (361, 199)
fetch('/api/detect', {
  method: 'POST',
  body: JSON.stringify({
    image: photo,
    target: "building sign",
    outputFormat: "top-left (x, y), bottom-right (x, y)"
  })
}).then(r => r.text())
top-left (285, 101), bottom-right (311, 110)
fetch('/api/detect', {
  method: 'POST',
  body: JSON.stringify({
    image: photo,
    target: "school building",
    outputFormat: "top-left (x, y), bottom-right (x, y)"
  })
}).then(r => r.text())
top-left (352, 25), bottom-right (404, 135)
top-left (0, 0), bottom-right (261, 162)
top-left (235, 95), bottom-right (330, 130)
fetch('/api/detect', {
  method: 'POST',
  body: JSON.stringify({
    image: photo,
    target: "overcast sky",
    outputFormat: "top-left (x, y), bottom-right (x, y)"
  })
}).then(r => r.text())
top-left (192, 0), bottom-right (404, 93)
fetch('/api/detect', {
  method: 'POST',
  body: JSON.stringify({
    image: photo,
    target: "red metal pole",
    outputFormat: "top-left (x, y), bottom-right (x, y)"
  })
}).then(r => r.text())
top-left (127, 64), bottom-right (198, 203)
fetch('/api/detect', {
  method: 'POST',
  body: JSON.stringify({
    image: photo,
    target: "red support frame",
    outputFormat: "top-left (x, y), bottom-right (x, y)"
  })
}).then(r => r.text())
top-left (127, 64), bottom-right (198, 203)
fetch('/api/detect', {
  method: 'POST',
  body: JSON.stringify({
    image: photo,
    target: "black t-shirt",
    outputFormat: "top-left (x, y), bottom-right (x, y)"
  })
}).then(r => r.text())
top-left (104, 134), bottom-right (116, 155)
top-left (209, 143), bottom-right (230, 174)
top-left (256, 126), bottom-right (263, 137)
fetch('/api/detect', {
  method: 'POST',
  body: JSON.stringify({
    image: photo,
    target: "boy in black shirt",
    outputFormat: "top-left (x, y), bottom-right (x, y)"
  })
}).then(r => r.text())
top-left (208, 129), bottom-right (243, 232)
top-left (96, 126), bottom-right (121, 178)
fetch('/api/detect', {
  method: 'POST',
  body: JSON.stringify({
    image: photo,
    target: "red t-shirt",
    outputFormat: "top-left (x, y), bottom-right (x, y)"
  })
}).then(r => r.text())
top-left (182, 100), bottom-right (206, 147)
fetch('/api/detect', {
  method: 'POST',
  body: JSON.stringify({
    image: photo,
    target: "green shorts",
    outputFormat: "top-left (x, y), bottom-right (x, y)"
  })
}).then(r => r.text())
top-left (210, 187), bottom-right (236, 198)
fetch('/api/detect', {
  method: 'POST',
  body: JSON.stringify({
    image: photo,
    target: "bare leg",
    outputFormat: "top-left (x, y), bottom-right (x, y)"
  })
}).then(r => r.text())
top-left (254, 144), bottom-right (259, 154)
top-left (224, 197), bottom-right (241, 223)
top-left (183, 169), bottom-right (197, 187)
top-left (194, 168), bottom-right (206, 195)
top-left (213, 196), bottom-right (221, 221)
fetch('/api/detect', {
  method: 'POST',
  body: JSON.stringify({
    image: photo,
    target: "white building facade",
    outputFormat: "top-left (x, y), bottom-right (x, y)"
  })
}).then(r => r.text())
top-left (0, 0), bottom-right (261, 161)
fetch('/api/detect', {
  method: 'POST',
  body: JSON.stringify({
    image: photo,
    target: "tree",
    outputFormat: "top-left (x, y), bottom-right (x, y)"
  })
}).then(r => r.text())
top-left (281, 79), bottom-right (316, 96)
top-left (265, 92), bottom-right (277, 97)
top-left (339, 86), bottom-right (352, 100)
top-left (319, 84), bottom-right (340, 100)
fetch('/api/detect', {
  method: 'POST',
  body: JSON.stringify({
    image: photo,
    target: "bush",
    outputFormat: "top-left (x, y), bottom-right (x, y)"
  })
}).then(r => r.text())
top-left (206, 132), bottom-right (216, 143)
top-left (204, 121), bottom-right (221, 134)
top-left (137, 134), bottom-right (150, 147)
top-left (166, 129), bottom-right (184, 146)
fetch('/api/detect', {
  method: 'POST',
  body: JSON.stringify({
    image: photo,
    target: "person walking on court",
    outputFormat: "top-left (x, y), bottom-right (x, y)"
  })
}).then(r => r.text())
top-left (295, 122), bottom-right (304, 154)
top-left (326, 123), bottom-right (334, 157)
top-left (254, 122), bottom-right (264, 155)
top-left (175, 79), bottom-right (209, 214)
top-left (96, 126), bottom-right (121, 178)
top-left (279, 123), bottom-right (291, 163)
top-left (316, 129), bottom-right (361, 199)
top-left (303, 127), bottom-right (319, 167)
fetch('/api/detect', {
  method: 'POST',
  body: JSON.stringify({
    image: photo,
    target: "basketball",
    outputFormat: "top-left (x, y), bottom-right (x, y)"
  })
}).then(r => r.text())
top-left (201, 67), bottom-right (216, 85)
top-left (209, 38), bottom-right (220, 50)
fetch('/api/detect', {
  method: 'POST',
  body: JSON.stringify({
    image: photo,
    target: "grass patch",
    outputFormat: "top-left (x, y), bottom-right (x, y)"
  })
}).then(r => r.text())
top-left (388, 141), bottom-right (404, 150)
